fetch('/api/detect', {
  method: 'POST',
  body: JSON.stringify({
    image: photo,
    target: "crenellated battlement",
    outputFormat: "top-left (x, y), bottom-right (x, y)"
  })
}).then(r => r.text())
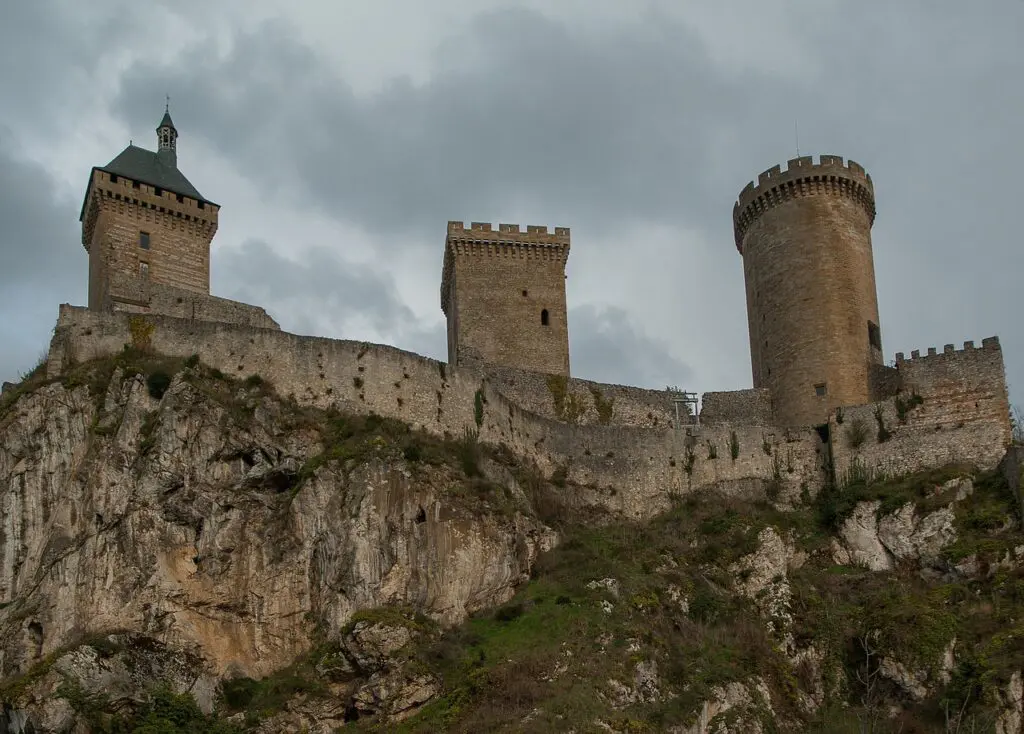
top-left (441, 221), bottom-right (571, 316)
top-left (895, 336), bottom-right (1002, 365)
top-left (732, 154), bottom-right (876, 252)
top-left (446, 220), bottom-right (571, 244)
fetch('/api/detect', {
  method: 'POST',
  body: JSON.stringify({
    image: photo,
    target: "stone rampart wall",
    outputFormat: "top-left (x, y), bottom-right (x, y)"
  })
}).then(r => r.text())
top-left (479, 366), bottom-right (679, 429)
top-left (830, 338), bottom-right (1011, 482)
top-left (895, 338), bottom-right (1009, 432)
top-left (46, 307), bottom-right (828, 519)
top-left (700, 388), bottom-right (773, 425)
top-left (105, 274), bottom-right (280, 330)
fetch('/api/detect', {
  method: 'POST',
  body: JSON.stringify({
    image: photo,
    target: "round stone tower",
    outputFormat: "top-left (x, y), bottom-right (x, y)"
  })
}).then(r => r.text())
top-left (732, 155), bottom-right (881, 427)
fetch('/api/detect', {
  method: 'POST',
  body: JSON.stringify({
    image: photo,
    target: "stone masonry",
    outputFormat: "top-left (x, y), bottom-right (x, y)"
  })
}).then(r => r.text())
top-left (79, 110), bottom-right (278, 330)
top-left (734, 155), bottom-right (881, 428)
top-left (441, 221), bottom-right (571, 376)
top-left (81, 168), bottom-right (217, 306)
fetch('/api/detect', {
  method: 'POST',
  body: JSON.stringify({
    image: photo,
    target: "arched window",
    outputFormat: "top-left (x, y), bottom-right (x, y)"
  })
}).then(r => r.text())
top-left (541, 309), bottom-right (549, 326)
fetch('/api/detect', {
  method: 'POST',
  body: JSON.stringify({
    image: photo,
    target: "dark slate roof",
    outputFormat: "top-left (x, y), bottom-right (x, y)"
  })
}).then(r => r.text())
top-left (99, 144), bottom-right (206, 202)
top-left (157, 110), bottom-right (176, 131)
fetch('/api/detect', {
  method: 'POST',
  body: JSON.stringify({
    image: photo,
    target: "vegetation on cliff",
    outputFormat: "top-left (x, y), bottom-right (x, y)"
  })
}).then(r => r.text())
top-left (1, 354), bottom-right (1022, 733)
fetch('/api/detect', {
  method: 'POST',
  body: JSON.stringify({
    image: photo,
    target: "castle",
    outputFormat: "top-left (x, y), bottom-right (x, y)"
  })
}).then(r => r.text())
top-left (44, 108), bottom-right (1012, 513)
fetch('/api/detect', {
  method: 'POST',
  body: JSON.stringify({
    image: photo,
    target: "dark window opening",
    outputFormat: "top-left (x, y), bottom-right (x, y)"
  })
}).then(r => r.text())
top-left (198, 201), bottom-right (205, 209)
top-left (139, 231), bottom-right (150, 250)
top-left (814, 383), bottom-right (827, 397)
top-left (541, 309), bottom-right (550, 326)
top-left (522, 290), bottom-right (528, 297)
top-left (176, 194), bottom-right (184, 203)
top-left (132, 181), bottom-right (140, 189)
top-left (868, 320), bottom-right (882, 350)
top-left (154, 187), bottom-right (162, 197)
top-left (109, 174), bottom-right (118, 183)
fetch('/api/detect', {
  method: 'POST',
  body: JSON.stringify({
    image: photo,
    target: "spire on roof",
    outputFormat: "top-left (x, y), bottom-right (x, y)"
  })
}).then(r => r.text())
top-left (156, 98), bottom-right (178, 168)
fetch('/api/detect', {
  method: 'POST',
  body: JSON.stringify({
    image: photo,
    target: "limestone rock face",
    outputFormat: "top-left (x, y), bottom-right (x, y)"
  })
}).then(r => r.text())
top-left (671, 676), bottom-right (774, 734)
top-left (0, 370), bottom-right (555, 724)
top-left (996, 670), bottom-right (1024, 734)
top-left (833, 498), bottom-right (959, 571)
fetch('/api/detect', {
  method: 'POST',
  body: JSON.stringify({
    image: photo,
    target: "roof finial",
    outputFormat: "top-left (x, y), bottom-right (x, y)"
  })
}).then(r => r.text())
top-left (165, 94), bottom-right (170, 113)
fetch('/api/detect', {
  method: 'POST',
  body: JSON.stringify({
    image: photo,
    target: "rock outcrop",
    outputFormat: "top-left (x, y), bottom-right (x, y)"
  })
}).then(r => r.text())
top-left (0, 362), bottom-right (555, 727)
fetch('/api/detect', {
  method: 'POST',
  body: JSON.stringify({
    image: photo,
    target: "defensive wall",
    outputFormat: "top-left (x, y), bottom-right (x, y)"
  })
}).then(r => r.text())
top-left (479, 366), bottom-right (680, 428)
top-left (700, 388), bottom-right (774, 426)
top-left (45, 307), bottom-right (827, 519)
top-left (98, 272), bottom-right (280, 330)
top-left (829, 338), bottom-right (1011, 483)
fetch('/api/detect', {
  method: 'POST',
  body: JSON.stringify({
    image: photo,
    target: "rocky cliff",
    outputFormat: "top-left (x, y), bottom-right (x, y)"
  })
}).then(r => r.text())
top-left (1, 352), bottom-right (1022, 733)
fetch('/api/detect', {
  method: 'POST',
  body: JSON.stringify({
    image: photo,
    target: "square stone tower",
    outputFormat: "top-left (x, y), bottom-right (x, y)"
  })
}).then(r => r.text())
top-left (441, 221), bottom-right (571, 375)
top-left (79, 107), bottom-right (219, 312)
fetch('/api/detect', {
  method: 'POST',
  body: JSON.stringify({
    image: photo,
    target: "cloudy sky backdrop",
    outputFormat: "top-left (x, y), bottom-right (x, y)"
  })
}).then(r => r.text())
top-left (2, 1), bottom-right (1021, 405)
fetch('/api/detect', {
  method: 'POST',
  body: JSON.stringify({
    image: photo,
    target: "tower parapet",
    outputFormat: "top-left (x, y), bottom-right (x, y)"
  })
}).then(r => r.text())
top-left (441, 220), bottom-right (571, 376)
top-left (733, 155), bottom-right (875, 252)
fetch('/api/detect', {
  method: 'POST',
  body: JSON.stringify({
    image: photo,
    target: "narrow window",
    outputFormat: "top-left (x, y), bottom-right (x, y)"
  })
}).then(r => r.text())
top-left (139, 231), bottom-right (150, 250)
top-left (541, 309), bottom-right (550, 326)
top-left (522, 290), bottom-right (528, 297)
top-left (814, 383), bottom-right (827, 397)
top-left (154, 187), bottom-right (162, 197)
top-left (139, 262), bottom-right (150, 278)
top-left (868, 320), bottom-right (882, 350)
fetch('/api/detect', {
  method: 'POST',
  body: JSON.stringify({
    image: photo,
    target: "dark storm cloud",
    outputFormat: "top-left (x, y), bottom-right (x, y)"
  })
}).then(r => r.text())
top-left (0, 132), bottom-right (86, 382)
top-left (111, 9), bottom-right (784, 240)
top-left (212, 238), bottom-right (440, 349)
top-left (568, 305), bottom-right (691, 390)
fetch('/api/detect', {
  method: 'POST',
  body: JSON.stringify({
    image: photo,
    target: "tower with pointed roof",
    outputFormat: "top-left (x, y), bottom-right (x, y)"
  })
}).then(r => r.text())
top-left (79, 106), bottom-right (219, 312)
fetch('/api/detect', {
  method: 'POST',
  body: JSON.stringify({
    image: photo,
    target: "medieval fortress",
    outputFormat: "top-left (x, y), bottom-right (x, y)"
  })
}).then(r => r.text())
top-left (43, 109), bottom-right (1012, 513)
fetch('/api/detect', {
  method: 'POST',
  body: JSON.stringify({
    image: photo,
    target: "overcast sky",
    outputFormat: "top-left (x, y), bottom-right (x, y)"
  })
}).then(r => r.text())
top-left (2, 1), bottom-right (1021, 405)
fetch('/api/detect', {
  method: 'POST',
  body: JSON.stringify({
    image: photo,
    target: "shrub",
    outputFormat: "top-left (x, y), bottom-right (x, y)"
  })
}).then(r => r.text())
top-left (874, 404), bottom-right (891, 443)
top-left (729, 431), bottom-right (740, 460)
top-left (458, 427), bottom-right (481, 477)
top-left (845, 417), bottom-right (869, 449)
top-left (474, 389), bottom-right (485, 427)
top-left (146, 371), bottom-right (172, 400)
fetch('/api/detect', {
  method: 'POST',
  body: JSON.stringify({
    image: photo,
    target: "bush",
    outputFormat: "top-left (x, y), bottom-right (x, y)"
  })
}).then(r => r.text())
top-left (146, 371), bottom-right (172, 400)
top-left (845, 418), bottom-right (869, 449)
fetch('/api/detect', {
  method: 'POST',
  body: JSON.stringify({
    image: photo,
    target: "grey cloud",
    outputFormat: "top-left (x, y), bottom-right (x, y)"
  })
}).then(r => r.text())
top-left (0, 134), bottom-right (85, 383)
top-left (213, 239), bottom-right (445, 359)
top-left (111, 9), bottom-right (785, 238)
top-left (568, 305), bottom-right (691, 390)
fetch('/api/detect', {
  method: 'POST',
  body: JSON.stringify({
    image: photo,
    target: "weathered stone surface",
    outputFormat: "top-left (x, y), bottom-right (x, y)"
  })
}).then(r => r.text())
top-left (0, 370), bottom-right (556, 695)
top-left (670, 676), bottom-right (774, 734)
top-left (342, 621), bottom-right (416, 674)
top-left (835, 501), bottom-right (894, 571)
top-left (996, 670), bottom-right (1023, 734)
top-left (877, 502), bottom-right (957, 565)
